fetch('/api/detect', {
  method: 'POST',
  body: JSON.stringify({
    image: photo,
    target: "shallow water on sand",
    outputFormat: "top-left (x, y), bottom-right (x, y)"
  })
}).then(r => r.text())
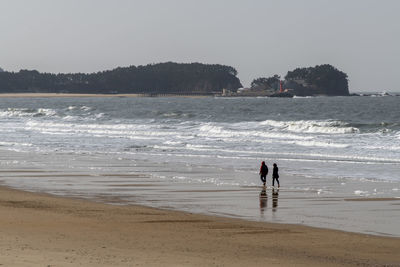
top-left (1, 149), bottom-right (399, 237)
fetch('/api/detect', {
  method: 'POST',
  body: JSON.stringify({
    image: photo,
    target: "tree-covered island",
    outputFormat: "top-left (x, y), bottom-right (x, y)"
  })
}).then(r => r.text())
top-left (0, 62), bottom-right (242, 95)
top-left (240, 64), bottom-right (349, 97)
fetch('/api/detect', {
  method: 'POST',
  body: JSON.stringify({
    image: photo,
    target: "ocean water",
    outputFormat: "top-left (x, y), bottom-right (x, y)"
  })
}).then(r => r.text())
top-left (0, 96), bottom-right (399, 235)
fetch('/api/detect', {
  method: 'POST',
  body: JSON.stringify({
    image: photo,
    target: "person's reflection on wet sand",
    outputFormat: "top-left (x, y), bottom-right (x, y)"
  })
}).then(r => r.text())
top-left (272, 188), bottom-right (279, 212)
top-left (259, 187), bottom-right (267, 215)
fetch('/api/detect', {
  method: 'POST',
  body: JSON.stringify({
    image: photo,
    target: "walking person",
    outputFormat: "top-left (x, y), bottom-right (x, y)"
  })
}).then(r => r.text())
top-left (259, 161), bottom-right (268, 186)
top-left (272, 163), bottom-right (280, 188)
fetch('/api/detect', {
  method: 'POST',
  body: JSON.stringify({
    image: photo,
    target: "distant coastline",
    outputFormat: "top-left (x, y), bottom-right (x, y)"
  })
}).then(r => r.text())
top-left (0, 92), bottom-right (398, 98)
top-left (3, 63), bottom-right (398, 97)
top-left (0, 62), bottom-right (350, 97)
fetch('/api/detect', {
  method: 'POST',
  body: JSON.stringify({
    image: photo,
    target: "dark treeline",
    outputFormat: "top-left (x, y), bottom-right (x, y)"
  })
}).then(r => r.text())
top-left (0, 62), bottom-right (242, 94)
top-left (284, 64), bottom-right (349, 96)
top-left (250, 74), bottom-right (280, 90)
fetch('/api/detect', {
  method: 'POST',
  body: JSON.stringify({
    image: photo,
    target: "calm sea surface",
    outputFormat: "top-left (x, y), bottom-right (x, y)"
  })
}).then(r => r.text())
top-left (0, 96), bottom-right (399, 235)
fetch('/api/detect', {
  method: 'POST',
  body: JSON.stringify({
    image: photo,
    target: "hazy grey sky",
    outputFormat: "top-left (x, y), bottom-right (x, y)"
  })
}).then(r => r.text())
top-left (1, 0), bottom-right (399, 92)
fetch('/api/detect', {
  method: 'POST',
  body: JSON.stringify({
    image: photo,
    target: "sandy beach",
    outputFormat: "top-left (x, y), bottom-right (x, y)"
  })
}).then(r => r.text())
top-left (0, 186), bottom-right (399, 267)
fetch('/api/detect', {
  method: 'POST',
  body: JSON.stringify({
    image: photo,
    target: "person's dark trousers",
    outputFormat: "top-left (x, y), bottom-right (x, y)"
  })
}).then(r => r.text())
top-left (260, 175), bottom-right (266, 185)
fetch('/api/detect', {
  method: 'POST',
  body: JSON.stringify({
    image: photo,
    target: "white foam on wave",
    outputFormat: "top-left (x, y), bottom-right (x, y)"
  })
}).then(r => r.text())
top-left (19, 119), bottom-right (400, 166)
top-left (37, 108), bottom-right (57, 117)
top-left (293, 95), bottom-right (314, 98)
top-left (294, 140), bottom-right (349, 148)
top-left (67, 105), bottom-right (92, 112)
top-left (94, 113), bottom-right (105, 118)
top-left (164, 141), bottom-right (183, 145)
top-left (354, 190), bottom-right (369, 196)
top-left (185, 144), bottom-right (222, 151)
top-left (62, 113), bottom-right (103, 122)
top-left (365, 145), bottom-right (400, 151)
top-left (27, 121), bottom-right (150, 131)
top-left (153, 145), bottom-right (180, 151)
top-left (25, 121), bottom-right (184, 140)
top-left (0, 108), bottom-right (57, 118)
top-left (280, 151), bottom-right (400, 164)
top-left (198, 124), bottom-right (226, 135)
top-left (62, 115), bottom-right (77, 121)
top-left (198, 123), bottom-right (311, 140)
top-left (80, 106), bottom-right (92, 111)
top-left (260, 119), bottom-right (359, 134)
top-left (0, 141), bottom-right (33, 147)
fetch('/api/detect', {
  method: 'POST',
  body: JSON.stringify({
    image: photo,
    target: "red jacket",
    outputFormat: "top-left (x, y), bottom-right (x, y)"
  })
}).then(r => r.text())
top-left (260, 163), bottom-right (268, 175)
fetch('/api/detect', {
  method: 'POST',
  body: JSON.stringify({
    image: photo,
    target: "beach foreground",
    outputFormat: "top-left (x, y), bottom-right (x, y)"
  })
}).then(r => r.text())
top-left (0, 186), bottom-right (399, 266)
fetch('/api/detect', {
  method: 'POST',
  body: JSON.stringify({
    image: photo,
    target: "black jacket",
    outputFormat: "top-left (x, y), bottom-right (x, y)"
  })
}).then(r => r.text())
top-left (272, 166), bottom-right (279, 178)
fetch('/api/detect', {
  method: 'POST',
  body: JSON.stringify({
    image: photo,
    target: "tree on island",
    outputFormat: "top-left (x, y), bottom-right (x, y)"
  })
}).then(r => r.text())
top-left (284, 64), bottom-right (349, 96)
top-left (0, 62), bottom-right (242, 94)
top-left (250, 74), bottom-right (280, 90)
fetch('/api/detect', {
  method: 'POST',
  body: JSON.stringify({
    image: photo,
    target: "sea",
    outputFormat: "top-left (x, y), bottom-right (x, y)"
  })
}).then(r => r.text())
top-left (0, 95), bottom-right (399, 236)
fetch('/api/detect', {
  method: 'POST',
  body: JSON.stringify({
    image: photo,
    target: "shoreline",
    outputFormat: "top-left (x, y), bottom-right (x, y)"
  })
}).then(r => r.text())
top-left (0, 93), bottom-right (212, 98)
top-left (0, 185), bottom-right (399, 266)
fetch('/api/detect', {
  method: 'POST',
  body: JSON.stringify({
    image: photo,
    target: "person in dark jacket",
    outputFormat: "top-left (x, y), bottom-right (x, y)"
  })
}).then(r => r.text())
top-left (259, 161), bottom-right (268, 186)
top-left (272, 163), bottom-right (280, 188)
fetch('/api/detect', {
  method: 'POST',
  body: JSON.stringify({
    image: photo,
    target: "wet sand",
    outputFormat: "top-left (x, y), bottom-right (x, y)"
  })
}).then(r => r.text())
top-left (1, 149), bottom-right (400, 237)
top-left (0, 186), bottom-right (399, 266)
top-left (345, 198), bottom-right (400, 201)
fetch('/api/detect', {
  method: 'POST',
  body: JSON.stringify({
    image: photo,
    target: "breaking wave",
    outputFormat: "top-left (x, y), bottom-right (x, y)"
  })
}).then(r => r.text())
top-left (0, 108), bottom-right (57, 118)
top-left (259, 119), bottom-right (359, 134)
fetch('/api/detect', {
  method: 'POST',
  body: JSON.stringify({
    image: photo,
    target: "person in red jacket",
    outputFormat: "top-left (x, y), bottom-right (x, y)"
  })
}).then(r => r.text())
top-left (259, 161), bottom-right (269, 186)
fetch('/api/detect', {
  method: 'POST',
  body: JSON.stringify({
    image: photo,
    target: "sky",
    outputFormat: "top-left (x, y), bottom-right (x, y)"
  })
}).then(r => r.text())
top-left (0, 0), bottom-right (399, 92)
